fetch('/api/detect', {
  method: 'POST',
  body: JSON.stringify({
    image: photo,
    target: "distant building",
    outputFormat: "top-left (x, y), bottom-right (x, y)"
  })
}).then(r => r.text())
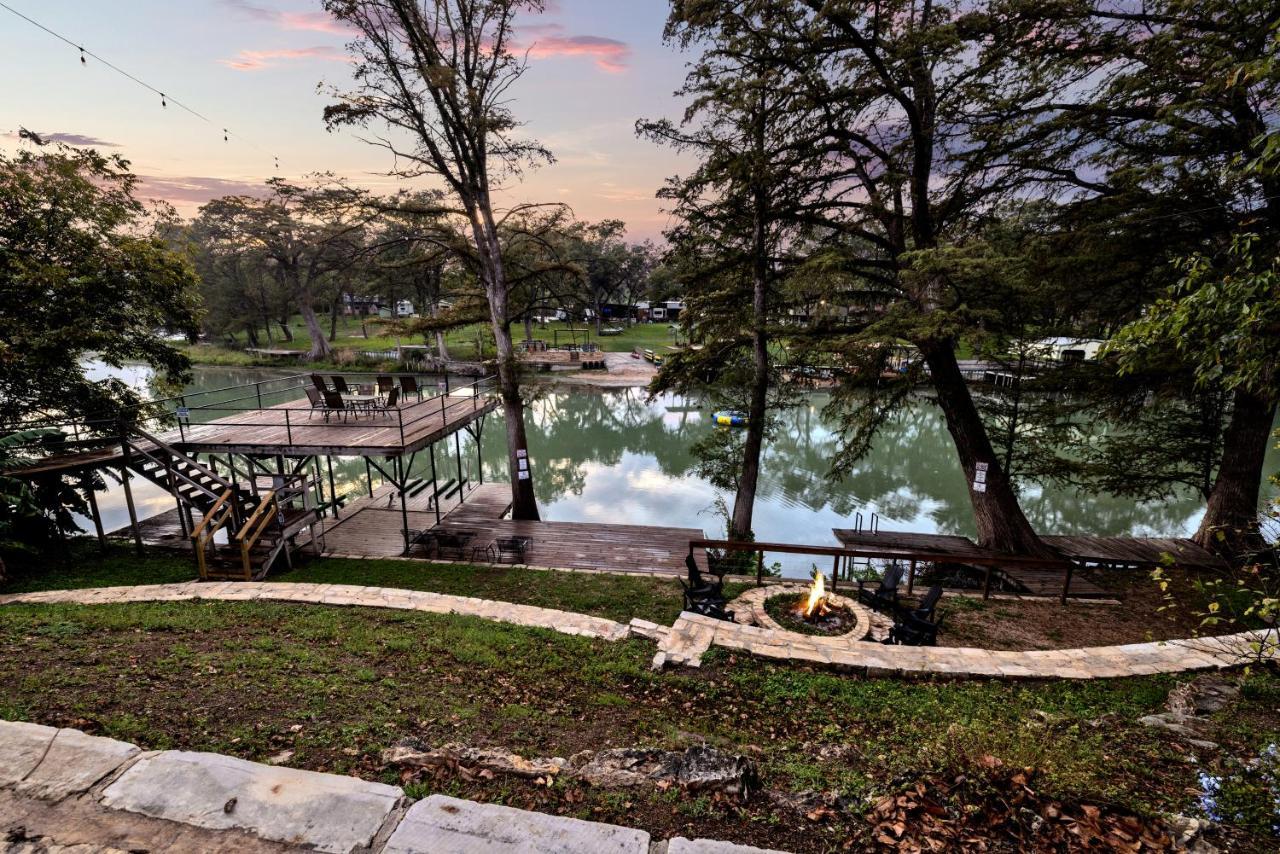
top-left (1028, 337), bottom-right (1106, 364)
top-left (648, 299), bottom-right (685, 322)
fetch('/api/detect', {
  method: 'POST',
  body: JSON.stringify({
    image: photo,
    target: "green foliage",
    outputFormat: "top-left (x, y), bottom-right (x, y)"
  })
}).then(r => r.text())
top-left (0, 144), bottom-right (201, 426)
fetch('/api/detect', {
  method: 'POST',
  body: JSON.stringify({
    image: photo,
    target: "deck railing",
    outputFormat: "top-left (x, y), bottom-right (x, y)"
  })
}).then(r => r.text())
top-left (689, 538), bottom-right (1079, 604)
top-left (0, 371), bottom-right (496, 456)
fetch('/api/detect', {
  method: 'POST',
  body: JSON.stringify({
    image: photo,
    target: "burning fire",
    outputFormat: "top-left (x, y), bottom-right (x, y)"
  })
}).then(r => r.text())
top-left (799, 569), bottom-right (828, 619)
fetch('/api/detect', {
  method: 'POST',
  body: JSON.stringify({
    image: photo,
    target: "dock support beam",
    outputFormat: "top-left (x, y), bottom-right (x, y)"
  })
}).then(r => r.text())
top-left (429, 443), bottom-right (441, 525)
top-left (81, 470), bottom-right (107, 554)
top-left (396, 456), bottom-right (410, 554)
top-left (454, 431), bottom-right (465, 503)
top-left (326, 456), bottom-right (339, 519)
top-left (117, 443), bottom-right (143, 556)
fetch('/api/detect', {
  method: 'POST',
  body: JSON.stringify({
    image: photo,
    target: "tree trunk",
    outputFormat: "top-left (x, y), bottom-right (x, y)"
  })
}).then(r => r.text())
top-left (472, 209), bottom-right (539, 521)
top-left (730, 146), bottom-right (770, 543)
top-left (244, 323), bottom-right (260, 348)
top-left (1194, 388), bottom-right (1275, 552)
top-left (277, 318), bottom-right (294, 342)
top-left (328, 299), bottom-right (339, 342)
top-left (918, 338), bottom-right (1054, 557)
top-left (593, 296), bottom-right (604, 335)
top-left (299, 298), bottom-right (332, 360)
top-left (432, 301), bottom-right (450, 361)
top-left (523, 312), bottom-right (533, 344)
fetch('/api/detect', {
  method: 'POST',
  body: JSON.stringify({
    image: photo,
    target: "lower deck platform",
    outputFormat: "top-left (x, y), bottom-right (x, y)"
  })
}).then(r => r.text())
top-left (321, 483), bottom-right (705, 576)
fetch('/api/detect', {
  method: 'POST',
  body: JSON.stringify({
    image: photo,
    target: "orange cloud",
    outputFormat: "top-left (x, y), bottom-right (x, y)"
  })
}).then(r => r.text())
top-left (220, 45), bottom-right (352, 71)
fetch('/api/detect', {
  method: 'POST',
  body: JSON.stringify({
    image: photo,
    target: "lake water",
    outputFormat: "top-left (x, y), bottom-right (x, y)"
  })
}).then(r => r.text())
top-left (78, 364), bottom-right (1279, 576)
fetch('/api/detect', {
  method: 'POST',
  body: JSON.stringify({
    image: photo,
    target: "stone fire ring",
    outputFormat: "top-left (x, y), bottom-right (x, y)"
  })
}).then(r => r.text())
top-left (735, 585), bottom-right (873, 643)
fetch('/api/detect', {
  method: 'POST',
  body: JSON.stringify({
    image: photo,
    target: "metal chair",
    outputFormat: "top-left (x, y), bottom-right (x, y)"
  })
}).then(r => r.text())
top-left (320, 389), bottom-right (348, 422)
top-left (332, 375), bottom-right (350, 394)
top-left (304, 387), bottom-right (325, 418)
top-left (399, 375), bottom-right (421, 401)
top-left (377, 375), bottom-right (395, 399)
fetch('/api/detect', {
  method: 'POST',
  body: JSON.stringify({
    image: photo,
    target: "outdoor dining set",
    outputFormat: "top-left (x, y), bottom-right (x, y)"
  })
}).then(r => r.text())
top-left (305, 374), bottom-right (423, 421)
top-left (403, 527), bottom-right (532, 565)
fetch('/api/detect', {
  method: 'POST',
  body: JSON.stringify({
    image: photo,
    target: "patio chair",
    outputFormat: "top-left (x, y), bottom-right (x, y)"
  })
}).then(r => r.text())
top-left (857, 562), bottom-right (904, 613)
top-left (377, 375), bottom-right (395, 398)
top-left (907, 585), bottom-right (943, 621)
top-left (332, 375), bottom-right (350, 394)
top-left (304, 386), bottom-right (325, 418)
top-left (680, 553), bottom-right (733, 620)
top-left (376, 387), bottom-right (400, 416)
top-left (320, 388), bottom-right (348, 422)
top-left (883, 610), bottom-right (944, 647)
top-left (310, 373), bottom-right (328, 392)
top-left (399, 375), bottom-right (422, 401)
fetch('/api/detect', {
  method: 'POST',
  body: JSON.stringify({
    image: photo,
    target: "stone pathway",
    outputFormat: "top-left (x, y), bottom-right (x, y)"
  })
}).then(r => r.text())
top-left (0, 582), bottom-right (1275, 680)
top-left (0, 720), bottom-right (782, 854)
top-left (654, 612), bottom-right (1278, 679)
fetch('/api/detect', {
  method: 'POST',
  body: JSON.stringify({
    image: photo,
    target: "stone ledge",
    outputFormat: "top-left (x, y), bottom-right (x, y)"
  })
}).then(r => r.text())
top-left (100, 750), bottom-right (403, 853)
top-left (384, 794), bottom-right (650, 853)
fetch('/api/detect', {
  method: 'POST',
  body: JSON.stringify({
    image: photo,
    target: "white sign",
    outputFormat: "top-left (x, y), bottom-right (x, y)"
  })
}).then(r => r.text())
top-left (176, 407), bottom-right (190, 420)
top-left (974, 469), bottom-right (987, 483)
top-left (517, 458), bottom-right (528, 472)
top-left (975, 461), bottom-right (989, 472)
top-left (973, 481), bottom-right (987, 493)
top-left (516, 449), bottom-right (527, 458)
top-left (518, 470), bottom-right (530, 480)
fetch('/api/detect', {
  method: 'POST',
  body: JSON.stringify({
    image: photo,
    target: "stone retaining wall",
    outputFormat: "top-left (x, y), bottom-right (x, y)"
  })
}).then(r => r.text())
top-left (0, 720), bottom-right (779, 854)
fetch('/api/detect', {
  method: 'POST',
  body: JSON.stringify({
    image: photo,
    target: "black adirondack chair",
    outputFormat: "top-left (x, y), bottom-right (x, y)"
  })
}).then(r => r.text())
top-left (908, 585), bottom-right (944, 621)
top-left (680, 553), bottom-right (734, 621)
top-left (857, 563), bottom-right (904, 613)
top-left (884, 610), bottom-right (944, 646)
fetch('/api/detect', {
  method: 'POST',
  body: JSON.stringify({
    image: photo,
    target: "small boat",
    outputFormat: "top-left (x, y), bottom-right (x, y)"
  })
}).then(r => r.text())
top-left (713, 411), bottom-right (748, 427)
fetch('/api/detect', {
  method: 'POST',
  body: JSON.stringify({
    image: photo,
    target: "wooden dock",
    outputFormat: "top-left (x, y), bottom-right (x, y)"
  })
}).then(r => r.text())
top-left (1040, 535), bottom-right (1227, 571)
top-left (519, 349), bottom-right (606, 371)
top-left (319, 482), bottom-right (705, 576)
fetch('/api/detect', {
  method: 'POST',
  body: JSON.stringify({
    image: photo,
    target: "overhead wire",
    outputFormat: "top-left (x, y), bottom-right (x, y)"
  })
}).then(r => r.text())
top-left (0, 0), bottom-right (280, 172)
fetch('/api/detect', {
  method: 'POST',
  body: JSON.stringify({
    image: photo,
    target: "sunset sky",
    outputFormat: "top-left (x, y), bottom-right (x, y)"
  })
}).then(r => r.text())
top-left (1, 0), bottom-right (695, 240)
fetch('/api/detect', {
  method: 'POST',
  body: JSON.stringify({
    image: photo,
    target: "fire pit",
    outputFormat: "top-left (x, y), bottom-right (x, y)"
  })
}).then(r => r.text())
top-left (748, 571), bottom-right (872, 640)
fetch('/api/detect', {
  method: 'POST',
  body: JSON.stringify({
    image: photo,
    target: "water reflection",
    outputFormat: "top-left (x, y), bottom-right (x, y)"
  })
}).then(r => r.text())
top-left (78, 367), bottom-right (1279, 577)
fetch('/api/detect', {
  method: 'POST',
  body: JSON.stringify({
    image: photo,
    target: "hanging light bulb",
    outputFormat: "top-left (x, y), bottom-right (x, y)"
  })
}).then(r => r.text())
top-left (160, 93), bottom-right (167, 108)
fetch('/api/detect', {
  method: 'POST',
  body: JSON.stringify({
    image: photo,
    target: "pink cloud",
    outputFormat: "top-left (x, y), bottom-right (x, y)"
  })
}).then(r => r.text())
top-left (514, 23), bottom-right (631, 73)
top-left (218, 1), bottom-right (354, 35)
top-left (135, 175), bottom-right (270, 206)
top-left (279, 10), bottom-right (355, 35)
top-left (219, 45), bottom-right (352, 71)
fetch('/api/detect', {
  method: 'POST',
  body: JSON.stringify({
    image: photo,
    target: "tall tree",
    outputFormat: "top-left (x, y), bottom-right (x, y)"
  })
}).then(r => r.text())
top-left (641, 1), bottom-right (823, 541)
top-left (756, 0), bottom-right (1061, 555)
top-left (998, 0), bottom-right (1280, 548)
top-left (0, 144), bottom-right (201, 425)
top-left (194, 180), bottom-right (369, 360)
top-left (324, 0), bottom-right (555, 520)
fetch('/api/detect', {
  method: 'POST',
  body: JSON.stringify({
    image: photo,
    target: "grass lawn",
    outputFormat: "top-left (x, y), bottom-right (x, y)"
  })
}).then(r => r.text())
top-left (0, 598), bottom-right (1275, 850)
top-left (2, 545), bottom-right (1278, 849)
top-left (0, 544), bottom-right (735, 627)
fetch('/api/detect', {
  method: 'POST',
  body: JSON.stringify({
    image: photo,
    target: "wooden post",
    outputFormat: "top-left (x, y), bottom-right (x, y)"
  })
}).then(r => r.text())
top-left (118, 443), bottom-right (144, 556)
top-left (454, 431), bottom-right (465, 501)
top-left (1060, 563), bottom-right (1074, 606)
top-left (326, 456), bottom-right (339, 519)
top-left (364, 459), bottom-right (373, 495)
top-left (82, 471), bottom-right (107, 554)
top-left (982, 564), bottom-right (994, 600)
top-left (397, 456), bottom-right (410, 555)
top-left (756, 549), bottom-right (764, 587)
top-left (907, 560), bottom-right (916, 596)
top-left (831, 553), bottom-right (840, 592)
top-left (429, 443), bottom-right (441, 524)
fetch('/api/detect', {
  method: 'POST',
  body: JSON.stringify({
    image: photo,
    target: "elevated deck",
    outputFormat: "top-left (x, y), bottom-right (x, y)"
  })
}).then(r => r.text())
top-left (173, 394), bottom-right (497, 457)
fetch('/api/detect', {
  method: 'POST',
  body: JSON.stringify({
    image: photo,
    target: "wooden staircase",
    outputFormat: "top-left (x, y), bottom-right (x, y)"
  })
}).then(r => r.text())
top-left (120, 426), bottom-right (320, 580)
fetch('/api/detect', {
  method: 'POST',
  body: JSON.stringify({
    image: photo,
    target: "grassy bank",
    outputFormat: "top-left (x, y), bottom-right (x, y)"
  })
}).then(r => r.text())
top-left (1, 598), bottom-right (1276, 850)
top-left (0, 545), bottom-right (731, 627)
top-left (184, 315), bottom-right (679, 368)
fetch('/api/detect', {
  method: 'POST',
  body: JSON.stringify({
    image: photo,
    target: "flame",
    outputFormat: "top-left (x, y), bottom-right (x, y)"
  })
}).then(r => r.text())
top-left (801, 569), bottom-right (827, 618)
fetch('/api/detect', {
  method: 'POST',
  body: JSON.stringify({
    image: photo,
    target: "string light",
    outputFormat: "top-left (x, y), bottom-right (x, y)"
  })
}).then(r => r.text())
top-left (0, 1), bottom-right (280, 171)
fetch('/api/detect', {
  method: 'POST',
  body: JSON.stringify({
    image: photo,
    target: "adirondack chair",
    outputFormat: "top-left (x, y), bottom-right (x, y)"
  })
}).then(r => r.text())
top-left (908, 585), bottom-right (944, 621)
top-left (857, 562), bottom-right (904, 613)
top-left (884, 610), bottom-right (944, 647)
